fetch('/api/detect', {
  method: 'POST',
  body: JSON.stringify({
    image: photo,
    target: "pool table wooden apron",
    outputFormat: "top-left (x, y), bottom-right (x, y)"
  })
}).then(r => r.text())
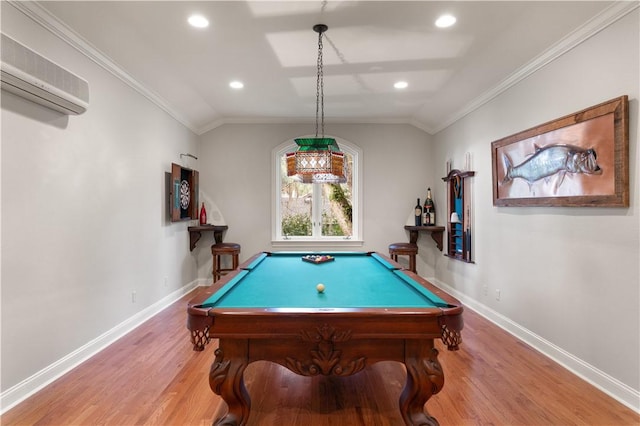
top-left (187, 252), bottom-right (463, 426)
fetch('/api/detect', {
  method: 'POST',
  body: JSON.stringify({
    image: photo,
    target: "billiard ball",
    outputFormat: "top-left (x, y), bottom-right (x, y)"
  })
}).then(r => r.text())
top-left (316, 283), bottom-right (325, 293)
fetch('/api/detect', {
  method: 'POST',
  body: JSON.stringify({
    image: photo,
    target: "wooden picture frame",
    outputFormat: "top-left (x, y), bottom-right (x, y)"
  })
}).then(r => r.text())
top-left (491, 96), bottom-right (629, 207)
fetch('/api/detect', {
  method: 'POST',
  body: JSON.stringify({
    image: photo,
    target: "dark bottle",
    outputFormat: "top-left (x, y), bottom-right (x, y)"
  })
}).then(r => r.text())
top-left (424, 188), bottom-right (435, 225)
top-left (414, 198), bottom-right (422, 226)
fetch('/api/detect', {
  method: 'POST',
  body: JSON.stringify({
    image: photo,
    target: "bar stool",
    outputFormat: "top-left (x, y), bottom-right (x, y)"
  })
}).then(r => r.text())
top-left (211, 242), bottom-right (241, 282)
top-left (388, 242), bottom-right (418, 273)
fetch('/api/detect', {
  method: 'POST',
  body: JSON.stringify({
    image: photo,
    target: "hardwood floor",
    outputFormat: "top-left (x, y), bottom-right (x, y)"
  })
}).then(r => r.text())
top-left (2, 288), bottom-right (638, 426)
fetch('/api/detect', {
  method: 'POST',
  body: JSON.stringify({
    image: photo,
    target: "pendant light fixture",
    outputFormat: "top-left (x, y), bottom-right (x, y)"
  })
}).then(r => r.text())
top-left (286, 24), bottom-right (347, 184)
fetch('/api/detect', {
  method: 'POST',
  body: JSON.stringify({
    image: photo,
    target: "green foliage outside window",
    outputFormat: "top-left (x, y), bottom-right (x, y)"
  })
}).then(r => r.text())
top-left (282, 213), bottom-right (312, 236)
top-left (329, 184), bottom-right (352, 222)
top-left (322, 212), bottom-right (344, 236)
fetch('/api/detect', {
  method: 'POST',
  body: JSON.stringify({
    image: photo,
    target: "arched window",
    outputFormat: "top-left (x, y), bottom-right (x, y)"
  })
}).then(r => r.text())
top-left (272, 137), bottom-right (362, 246)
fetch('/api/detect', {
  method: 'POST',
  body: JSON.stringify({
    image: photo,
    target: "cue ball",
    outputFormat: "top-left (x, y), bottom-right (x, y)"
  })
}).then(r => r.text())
top-left (316, 283), bottom-right (325, 293)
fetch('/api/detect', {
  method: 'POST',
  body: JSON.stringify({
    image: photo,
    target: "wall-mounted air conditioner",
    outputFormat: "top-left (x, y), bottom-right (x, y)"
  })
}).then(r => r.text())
top-left (1, 33), bottom-right (89, 115)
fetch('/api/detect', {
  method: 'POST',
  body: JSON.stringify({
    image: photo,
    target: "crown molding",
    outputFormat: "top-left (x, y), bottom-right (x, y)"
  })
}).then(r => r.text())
top-left (11, 0), bottom-right (638, 137)
top-left (407, 118), bottom-right (435, 135)
top-left (9, 0), bottom-right (200, 134)
top-left (432, 0), bottom-right (640, 134)
top-left (196, 116), bottom-right (432, 136)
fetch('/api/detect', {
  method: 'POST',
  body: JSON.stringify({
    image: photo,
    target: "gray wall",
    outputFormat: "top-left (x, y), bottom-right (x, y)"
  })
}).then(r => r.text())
top-left (195, 122), bottom-right (436, 276)
top-left (432, 9), bottom-right (639, 403)
top-left (1, 0), bottom-right (638, 414)
top-left (1, 3), bottom-right (199, 394)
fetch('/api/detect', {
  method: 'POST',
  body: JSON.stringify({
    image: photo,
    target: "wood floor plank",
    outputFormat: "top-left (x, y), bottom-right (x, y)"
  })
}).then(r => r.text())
top-left (2, 289), bottom-right (638, 425)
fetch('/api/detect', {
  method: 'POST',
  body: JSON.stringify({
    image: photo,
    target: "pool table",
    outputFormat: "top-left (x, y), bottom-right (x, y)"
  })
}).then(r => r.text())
top-left (187, 251), bottom-right (463, 426)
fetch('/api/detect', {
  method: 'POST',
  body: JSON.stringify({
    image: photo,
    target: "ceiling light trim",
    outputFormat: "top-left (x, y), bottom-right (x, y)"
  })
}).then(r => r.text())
top-left (187, 14), bottom-right (209, 29)
top-left (435, 14), bottom-right (457, 28)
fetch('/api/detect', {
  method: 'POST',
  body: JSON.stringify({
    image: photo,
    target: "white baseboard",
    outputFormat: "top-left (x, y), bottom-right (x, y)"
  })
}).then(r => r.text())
top-left (0, 279), bottom-right (203, 415)
top-left (4, 277), bottom-right (638, 415)
top-left (428, 277), bottom-right (640, 414)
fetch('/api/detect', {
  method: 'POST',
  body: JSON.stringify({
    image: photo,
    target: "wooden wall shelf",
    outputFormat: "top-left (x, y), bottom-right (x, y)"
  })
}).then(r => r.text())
top-left (404, 225), bottom-right (445, 251)
top-left (188, 225), bottom-right (228, 251)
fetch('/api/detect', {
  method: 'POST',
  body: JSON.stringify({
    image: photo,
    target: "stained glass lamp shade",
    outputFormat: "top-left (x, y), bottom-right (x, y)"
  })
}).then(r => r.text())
top-left (286, 138), bottom-right (347, 184)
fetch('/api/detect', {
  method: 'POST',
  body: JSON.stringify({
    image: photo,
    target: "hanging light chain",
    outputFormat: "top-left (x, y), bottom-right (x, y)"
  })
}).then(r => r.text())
top-left (314, 24), bottom-right (327, 138)
top-left (289, 24), bottom-right (345, 184)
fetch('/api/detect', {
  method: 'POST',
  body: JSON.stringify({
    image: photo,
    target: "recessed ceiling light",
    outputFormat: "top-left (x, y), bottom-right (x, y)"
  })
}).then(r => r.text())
top-left (188, 14), bottom-right (209, 28)
top-left (394, 81), bottom-right (408, 89)
top-left (229, 81), bottom-right (244, 89)
top-left (435, 14), bottom-right (456, 28)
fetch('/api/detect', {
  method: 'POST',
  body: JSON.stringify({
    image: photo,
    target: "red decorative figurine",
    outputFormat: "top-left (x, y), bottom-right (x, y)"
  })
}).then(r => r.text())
top-left (199, 202), bottom-right (207, 225)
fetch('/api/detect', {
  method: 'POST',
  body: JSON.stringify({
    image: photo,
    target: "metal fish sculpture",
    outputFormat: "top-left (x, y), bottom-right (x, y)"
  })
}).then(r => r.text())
top-left (503, 144), bottom-right (602, 188)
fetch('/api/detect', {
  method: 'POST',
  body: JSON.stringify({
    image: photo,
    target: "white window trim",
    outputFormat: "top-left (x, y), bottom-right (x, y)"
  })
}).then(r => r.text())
top-left (271, 135), bottom-right (363, 247)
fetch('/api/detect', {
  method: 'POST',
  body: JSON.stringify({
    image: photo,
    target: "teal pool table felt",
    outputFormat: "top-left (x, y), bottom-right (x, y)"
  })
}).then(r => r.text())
top-left (201, 252), bottom-right (449, 309)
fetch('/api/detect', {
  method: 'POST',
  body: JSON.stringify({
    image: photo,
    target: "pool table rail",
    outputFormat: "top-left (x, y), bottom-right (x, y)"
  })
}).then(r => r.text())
top-left (187, 251), bottom-right (463, 352)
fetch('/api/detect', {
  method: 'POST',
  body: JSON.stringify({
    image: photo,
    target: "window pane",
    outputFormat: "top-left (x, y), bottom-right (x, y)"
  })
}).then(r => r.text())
top-left (277, 146), bottom-right (356, 240)
top-left (280, 156), bottom-right (312, 236)
top-left (321, 153), bottom-right (353, 237)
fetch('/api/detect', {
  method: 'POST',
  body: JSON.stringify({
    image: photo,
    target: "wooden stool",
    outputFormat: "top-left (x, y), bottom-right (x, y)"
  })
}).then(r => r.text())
top-left (211, 243), bottom-right (241, 282)
top-left (389, 242), bottom-right (418, 273)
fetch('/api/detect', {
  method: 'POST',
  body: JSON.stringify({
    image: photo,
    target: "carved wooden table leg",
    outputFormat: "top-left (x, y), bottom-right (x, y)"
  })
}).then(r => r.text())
top-left (209, 339), bottom-right (250, 426)
top-left (399, 339), bottom-right (444, 426)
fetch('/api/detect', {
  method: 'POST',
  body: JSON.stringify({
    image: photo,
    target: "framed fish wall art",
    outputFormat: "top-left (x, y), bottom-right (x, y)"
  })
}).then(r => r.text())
top-left (491, 96), bottom-right (629, 207)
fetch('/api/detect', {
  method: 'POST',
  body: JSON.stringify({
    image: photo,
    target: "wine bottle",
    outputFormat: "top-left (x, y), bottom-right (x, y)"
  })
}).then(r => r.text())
top-left (199, 202), bottom-right (207, 225)
top-left (424, 188), bottom-right (435, 225)
top-left (414, 198), bottom-right (422, 226)
top-left (422, 197), bottom-right (429, 225)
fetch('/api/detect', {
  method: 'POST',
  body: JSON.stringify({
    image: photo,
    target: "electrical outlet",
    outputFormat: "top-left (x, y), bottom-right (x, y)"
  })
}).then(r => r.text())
top-left (132, 290), bottom-right (137, 303)
top-left (495, 289), bottom-right (501, 301)
top-left (164, 276), bottom-right (168, 287)
top-left (482, 285), bottom-right (488, 296)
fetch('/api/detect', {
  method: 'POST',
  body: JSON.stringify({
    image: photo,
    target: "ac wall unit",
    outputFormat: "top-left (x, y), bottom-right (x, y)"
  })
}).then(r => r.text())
top-left (1, 33), bottom-right (89, 115)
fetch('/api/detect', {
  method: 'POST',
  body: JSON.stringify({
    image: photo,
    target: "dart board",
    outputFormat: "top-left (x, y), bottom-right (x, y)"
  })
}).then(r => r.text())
top-left (180, 179), bottom-right (191, 209)
top-left (170, 163), bottom-right (199, 222)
